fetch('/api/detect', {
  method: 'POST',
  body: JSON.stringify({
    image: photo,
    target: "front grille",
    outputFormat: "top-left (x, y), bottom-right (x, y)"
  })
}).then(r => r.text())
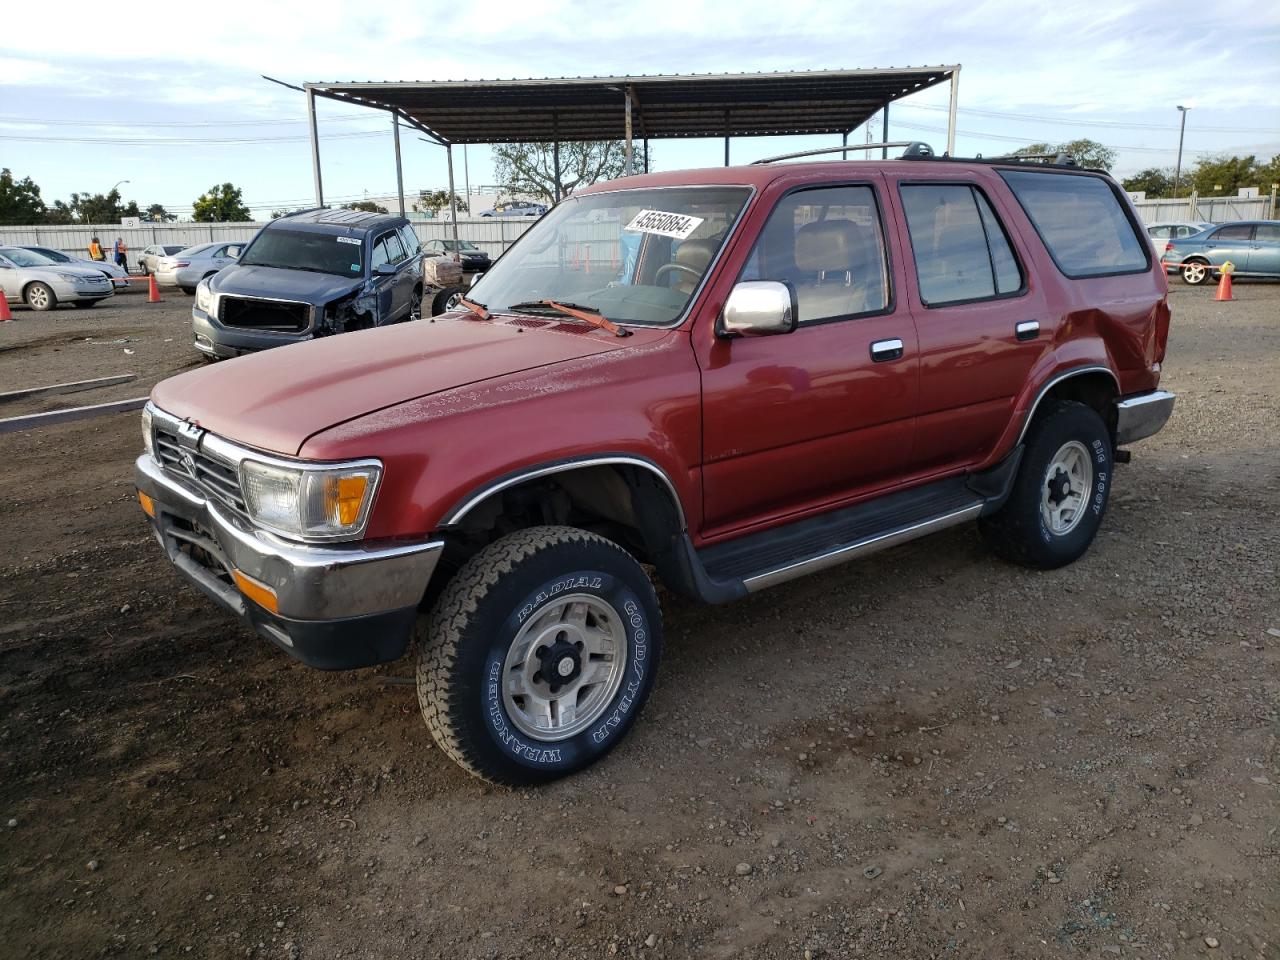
top-left (154, 427), bottom-right (247, 516)
top-left (165, 515), bottom-right (235, 586)
top-left (218, 296), bottom-right (311, 332)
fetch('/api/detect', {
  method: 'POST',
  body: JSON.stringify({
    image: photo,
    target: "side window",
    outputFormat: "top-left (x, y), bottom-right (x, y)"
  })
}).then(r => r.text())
top-left (900, 184), bottom-right (1022, 305)
top-left (999, 170), bottom-right (1149, 277)
top-left (371, 231), bottom-right (405, 270)
top-left (739, 185), bottom-right (890, 325)
top-left (1212, 224), bottom-right (1253, 240)
top-left (398, 225), bottom-right (420, 255)
top-left (1255, 224), bottom-right (1280, 242)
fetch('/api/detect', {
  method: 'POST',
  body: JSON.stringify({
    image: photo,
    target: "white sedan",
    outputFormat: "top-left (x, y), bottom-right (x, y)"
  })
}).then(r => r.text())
top-left (0, 246), bottom-right (115, 310)
top-left (154, 242), bottom-right (243, 293)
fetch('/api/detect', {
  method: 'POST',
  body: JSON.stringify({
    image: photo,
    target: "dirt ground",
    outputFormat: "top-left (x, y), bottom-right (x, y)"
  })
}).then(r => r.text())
top-left (1, 283), bottom-right (1277, 960)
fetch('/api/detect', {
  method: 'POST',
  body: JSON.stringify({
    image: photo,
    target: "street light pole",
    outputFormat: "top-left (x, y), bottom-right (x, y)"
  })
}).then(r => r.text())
top-left (1174, 106), bottom-right (1189, 195)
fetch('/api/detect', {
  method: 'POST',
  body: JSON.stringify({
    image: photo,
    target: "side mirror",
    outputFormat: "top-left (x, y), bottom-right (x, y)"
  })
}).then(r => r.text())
top-left (469, 271), bottom-right (482, 287)
top-left (373, 262), bottom-right (397, 276)
top-left (718, 280), bottom-right (797, 338)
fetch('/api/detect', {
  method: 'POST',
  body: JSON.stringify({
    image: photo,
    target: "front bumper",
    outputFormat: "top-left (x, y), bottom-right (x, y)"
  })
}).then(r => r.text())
top-left (192, 305), bottom-right (314, 358)
top-left (135, 452), bottom-right (443, 669)
top-left (52, 277), bottom-right (114, 302)
top-left (1115, 390), bottom-right (1175, 446)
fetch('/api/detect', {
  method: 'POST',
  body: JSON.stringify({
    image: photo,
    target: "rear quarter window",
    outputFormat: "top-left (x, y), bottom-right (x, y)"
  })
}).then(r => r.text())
top-left (999, 170), bottom-right (1150, 278)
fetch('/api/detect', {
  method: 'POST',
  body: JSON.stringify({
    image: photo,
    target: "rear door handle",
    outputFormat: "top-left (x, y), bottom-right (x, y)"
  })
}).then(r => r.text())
top-left (870, 338), bottom-right (904, 362)
top-left (1015, 320), bottom-right (1040, 341)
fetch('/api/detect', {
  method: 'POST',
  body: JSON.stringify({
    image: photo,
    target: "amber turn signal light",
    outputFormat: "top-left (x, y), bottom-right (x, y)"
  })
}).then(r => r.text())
top-left (137, 490), bottom-right (156, 518)
top-left (232, 569), bottom-right (279, 614)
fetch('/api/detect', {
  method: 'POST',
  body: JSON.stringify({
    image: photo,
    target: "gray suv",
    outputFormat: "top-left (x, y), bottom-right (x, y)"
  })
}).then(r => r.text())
top-left (193, 209), bottom-right (425, 360)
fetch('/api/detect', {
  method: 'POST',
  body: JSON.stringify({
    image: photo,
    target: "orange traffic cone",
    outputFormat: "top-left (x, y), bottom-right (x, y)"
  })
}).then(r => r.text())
top-left (1213, 270), bottom-right (1233, 302)
top-left (147, 273), bottom-right (162, 303)
top-left (0, 288), bottom-right (12, 321)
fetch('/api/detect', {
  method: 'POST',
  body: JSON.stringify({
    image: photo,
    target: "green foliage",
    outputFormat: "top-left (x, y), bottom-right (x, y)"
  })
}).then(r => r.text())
top-left (342, 200), bottom-right (389, 214)
top-left (145, 203), bottom-right (177, 222)
top-left (492, 141), bottom-right (651, 204)
top-left (1122, 168), bottom-right (1174, 198)
top-left (192, 183), bottom-right (252, 222)
top-left (1012, 138), bottom-right (1117, 171)
top-left (1188, 154), bottom-right (1280, 196)
top-left (412, 190), bottom-right (468, 217)
top-left (0, 168), bottom-right (46, 225)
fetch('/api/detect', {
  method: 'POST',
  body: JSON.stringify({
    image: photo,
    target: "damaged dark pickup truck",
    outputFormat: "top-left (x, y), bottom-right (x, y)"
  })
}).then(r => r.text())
top-left (191, 208), bottom-right (468, 360)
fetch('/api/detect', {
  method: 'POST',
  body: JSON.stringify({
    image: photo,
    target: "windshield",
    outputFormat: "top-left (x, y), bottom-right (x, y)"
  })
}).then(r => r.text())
top-left (164, 245), bottom-right (185, 254)
top-left (1, 248), bottom-right (57, 268)
top-left (470, 186), bottom-right (751, 326)
top-left (440, 239), bottom-right (480, 252)
top-left (31, 248), bottom-right (69, 262)
top-left (239, 229), bottom-right (363, 277)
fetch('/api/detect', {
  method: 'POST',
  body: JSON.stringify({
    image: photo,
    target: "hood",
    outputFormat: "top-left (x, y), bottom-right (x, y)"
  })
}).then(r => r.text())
top-left (209, 264), bottom-right (364, 304)
top-left (151, 316), bottom-right (666, 456)
top-left (28, 264), bottom-right (109, 280)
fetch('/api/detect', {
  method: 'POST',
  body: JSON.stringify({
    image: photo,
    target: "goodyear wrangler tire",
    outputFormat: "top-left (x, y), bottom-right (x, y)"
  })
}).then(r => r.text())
top-left (979, 400), bottom-right (1113, 570)
top-left (416, 526), bottom-right (662, 785)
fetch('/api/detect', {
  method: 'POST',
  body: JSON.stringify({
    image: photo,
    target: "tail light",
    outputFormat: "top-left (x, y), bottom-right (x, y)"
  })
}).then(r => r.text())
top-left (1164, 244), bottom-right (1176, 256)
top-left (174, 260), bottom-right (190, 267)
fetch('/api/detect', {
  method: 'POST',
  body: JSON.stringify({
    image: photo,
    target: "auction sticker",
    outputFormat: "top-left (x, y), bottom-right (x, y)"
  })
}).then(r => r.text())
top-left (624, 209), bottom-right (704, 240)
top-left (336, 236), bottom-right (362, 245)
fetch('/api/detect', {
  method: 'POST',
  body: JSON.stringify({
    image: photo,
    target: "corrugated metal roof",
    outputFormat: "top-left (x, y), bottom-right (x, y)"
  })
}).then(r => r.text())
top-left (305, 67), bottom-right (957, 145)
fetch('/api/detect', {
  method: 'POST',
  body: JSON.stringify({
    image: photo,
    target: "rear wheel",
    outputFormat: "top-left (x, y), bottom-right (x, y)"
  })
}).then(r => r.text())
top-left (25, 282), bottom-right (56, 311)
top-left (1181, 259), bottom-right (1210, 285)
top-left (979, 400), bottom-right (1113, 569)
top-left (416, 526), bottom-right (662, 785)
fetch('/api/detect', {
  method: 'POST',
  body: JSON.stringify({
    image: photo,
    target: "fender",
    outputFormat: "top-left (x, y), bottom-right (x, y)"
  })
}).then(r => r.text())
top-left (1013, 363), bottom-right (1119, 445)
top-left (440, 453), bottom-right (688, 530)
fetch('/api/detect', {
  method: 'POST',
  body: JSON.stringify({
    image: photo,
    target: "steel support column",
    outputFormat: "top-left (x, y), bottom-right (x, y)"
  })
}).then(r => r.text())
top-left (882, 101), bottom-right (890, 159)
top-left (624, 86), bottom-right (634, 176)
top-left (446, 144), bottom-right (459, 251)
top-left (643, 137), bottom-right (649, 173)
top-left (946, 66), bottom-right (960, 157)
top-left (307, 87), bottom-right (324, 207)
top-left (392, 113), bottom-right (405, 217)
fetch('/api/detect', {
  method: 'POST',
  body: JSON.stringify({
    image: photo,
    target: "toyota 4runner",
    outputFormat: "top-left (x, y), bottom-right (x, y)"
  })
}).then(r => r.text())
top-left (136, 145), bottom-right (1175, 784)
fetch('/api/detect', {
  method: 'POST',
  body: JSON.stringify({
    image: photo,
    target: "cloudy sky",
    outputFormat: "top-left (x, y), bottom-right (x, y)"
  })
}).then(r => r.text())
top-left (3, 0), bottom-right (1278, 218)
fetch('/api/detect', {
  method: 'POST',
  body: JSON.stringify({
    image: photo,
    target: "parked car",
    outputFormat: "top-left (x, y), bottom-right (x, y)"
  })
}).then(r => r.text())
top-left (1144, 221), bottom-right (1213, 263)
top-left (422, 238), bottom-right (493, 273)
top-left (154, 242), bottom-right (243, 294)
top-left (138, 244), bottom-right (188, 275)
top-left (0, 246), bottom-right (114, 310)
top-left (1160, 219), bottom-right (1280, 284)
top-left (479, 201), bottom-right (547, 218)
top-left (189, 209), bottom-right (467, 360)
top-left (18, 245), bottom-right (130, 289)
top-left (136, 150), bottom-right (1173, 785)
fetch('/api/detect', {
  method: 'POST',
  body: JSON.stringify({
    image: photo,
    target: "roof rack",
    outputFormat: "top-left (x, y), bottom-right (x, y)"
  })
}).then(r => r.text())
top-left (751, 141), bottom-right (935, 165)
top-left (985, 151), bottom-right (1078, 167)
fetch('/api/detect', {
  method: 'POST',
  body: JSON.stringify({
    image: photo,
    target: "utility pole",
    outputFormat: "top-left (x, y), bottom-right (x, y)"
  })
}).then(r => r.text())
top-left (1174, 105), bottom-right (1190, 195)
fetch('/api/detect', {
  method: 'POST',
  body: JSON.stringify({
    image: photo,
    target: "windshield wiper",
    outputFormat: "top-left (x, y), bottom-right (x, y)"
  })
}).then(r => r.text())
top-left (456, 296), bottom-right (489, 319)
top-left (507, 300), bottom-right (631, 338)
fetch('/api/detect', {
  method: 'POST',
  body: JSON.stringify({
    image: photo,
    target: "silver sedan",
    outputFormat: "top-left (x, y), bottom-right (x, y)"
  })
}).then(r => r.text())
top-left (154, 242), bottom-right (244, 293)
top-left (19, 245), bottom-right (130, 289)
top-left (0, 246), bottom-right (115, 310)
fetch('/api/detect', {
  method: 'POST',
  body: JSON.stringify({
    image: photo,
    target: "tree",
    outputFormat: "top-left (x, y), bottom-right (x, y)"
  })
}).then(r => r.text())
top-left (62, 189), bottom-right (127, 223)
top-left (342, 200), bottom-right (389, 214)
top-left (192, 183), bottom-right (252, 222)
top-left (1190, 154), bottom-right (1264, 197)
top-left (1012, 138), bottom-right (1117, 171)
top-left (0, 169), bottom-right (46, 224)
top-left (412, 189), bottom-right (468, 217)
top-left (145, 203), bottom-right (177, 222)
top-left (1121, 168), bottom-right (1174, 198)
top-left (492, 140), bottom-right (650, 204)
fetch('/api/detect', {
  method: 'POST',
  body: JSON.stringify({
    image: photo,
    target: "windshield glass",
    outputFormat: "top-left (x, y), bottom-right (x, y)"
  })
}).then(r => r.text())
top-left (440, 239), bottom-right (480, 252)
top-left (470, 186), bottom-right (751, 326)
top-left (2, 248), bottom-right (57, 268)
top-left (164, 245), bottom-right (185, 254)
top-left (239, 229), bottom-right (363, 277)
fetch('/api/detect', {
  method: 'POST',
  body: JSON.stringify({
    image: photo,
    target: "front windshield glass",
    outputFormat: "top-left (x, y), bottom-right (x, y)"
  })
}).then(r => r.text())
top-left (441, 240), bottom-right (480, 252)
top-left (2, 248), bottom-right (56, 268)
top-left (470, 186), bottom-right (751, 326)
top-left (238, 229), bottom-right (363, 277)
top-left (164, 245), bottom-right (185, 254)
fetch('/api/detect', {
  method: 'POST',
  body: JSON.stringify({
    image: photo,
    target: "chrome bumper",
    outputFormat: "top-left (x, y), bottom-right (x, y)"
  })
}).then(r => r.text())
top-left (134, 452), bottom-right (443, 622)
top-left (1114, 390), bottom-right (1175, 446)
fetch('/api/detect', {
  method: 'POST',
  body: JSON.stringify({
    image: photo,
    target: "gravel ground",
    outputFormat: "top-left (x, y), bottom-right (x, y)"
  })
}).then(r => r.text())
top-left (0, 282), bottom-right (1277, 960)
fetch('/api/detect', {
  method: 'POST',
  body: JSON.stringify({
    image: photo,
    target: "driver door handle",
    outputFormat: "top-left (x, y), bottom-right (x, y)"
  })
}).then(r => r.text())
top-left (870, 338), bottom-right (905, 362)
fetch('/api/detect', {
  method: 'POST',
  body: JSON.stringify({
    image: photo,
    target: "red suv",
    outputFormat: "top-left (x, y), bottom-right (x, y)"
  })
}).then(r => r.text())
top-left (135, 147), bottom-right (1174, 784)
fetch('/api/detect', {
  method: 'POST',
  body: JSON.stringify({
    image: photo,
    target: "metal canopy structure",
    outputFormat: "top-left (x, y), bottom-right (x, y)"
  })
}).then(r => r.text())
top-left (297, 66), bottom-right (961, 248)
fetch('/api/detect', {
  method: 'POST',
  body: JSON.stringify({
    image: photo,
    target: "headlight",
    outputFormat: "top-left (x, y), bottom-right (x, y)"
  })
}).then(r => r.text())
top-left (195, 278), bottom-right (215, 314)
top-left (141, 406), bottom-right (154, 457)
top-left (240, 459), bottom-right (381, 541)
top-left (58, 272), bottom-right (83, 282)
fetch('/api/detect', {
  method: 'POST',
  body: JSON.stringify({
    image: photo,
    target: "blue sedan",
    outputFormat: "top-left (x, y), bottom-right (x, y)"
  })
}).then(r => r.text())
top-left (1161, 220), bottom-right (1280, 285)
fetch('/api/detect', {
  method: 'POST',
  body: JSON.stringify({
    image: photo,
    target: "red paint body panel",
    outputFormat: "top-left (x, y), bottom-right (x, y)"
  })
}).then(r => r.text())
top-left (149, 159), bottom-right (1171, 547)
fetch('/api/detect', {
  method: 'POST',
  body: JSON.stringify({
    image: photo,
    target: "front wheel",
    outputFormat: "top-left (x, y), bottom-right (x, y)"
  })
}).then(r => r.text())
top-left (416, 526), bottom-right (662, 785)
top-left (25, 282), bottom-right (56, 311)
top-left (1181, 260), bottom-right (1210, 285)
top-left (979, 400), bottom-right (1113, 569)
